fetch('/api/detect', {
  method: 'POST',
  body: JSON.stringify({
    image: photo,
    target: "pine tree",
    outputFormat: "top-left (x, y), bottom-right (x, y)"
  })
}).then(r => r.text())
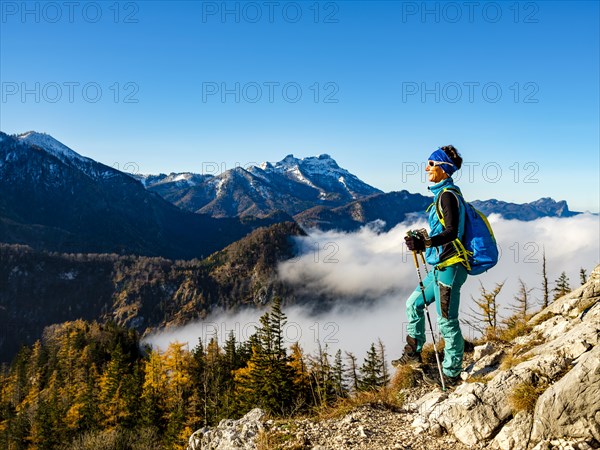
top-left (269, 297), bottom-right (287, 360)
top-left (263, 298), bottom-right (296, 415)
top-left (376, 339), bottom-right (390, 387)
top-left (141, 349), bottom-right (168, 431)
top-left (234, 299), bottom-right (297, 416)
top-left (510, 278), bottom-right (534, 320)
top-left (307, 343), bottom-right (335, 408)
top-left (203, 338), bottom-right (225, 425)
top-left (345, 352), bottom-right (360, 393)
top-left (553, 272), bottom-right (571, 300)
top-left (332, 349), bottom-right (347, 398)
top-left (97, 344), bottom-right (129, 430)
top-left (220, 332), bottom-right (241, 419)
top-left (190, 338), bottom-right (207, 426)
top-left (359, 343), bottom-right (385, 391)
top-left (161, 342), bottom-right (193, 446)
top-left (541, 249), bottom-right (550, 308)
top-left (462, 281), bottom-right (504, 335)
top-left (580, 268), bottom-right (588, 285)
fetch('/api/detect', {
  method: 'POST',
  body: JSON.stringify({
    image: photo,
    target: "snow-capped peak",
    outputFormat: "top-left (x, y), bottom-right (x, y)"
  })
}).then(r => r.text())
top-left (260, 153), bottom-right (337, 174)
top-left (17, 131), bottom-right (88, 163)
top-left (251, 153), bottom-right (380, 198)
top-left (272, 154), bottom-right (301, 172)
top-left (162, 172), bottom-right (201, 185)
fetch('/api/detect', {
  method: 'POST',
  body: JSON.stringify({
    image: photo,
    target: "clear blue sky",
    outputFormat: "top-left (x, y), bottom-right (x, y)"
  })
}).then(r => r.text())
top-left (1, 1), bottom-right (599, 212)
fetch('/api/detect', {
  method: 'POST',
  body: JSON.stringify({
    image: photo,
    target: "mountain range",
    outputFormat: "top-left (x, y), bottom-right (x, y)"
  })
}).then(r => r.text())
top-left (131, 152), bottom-right (581, 231)
top-left (133, 153), bottom-right (382, 218)
top-left (0, 131), bottom-right (584, 253)
top-left (0, 130), bottom-right (587, 362)
top-left (0, 132), bottom-right (288, 259)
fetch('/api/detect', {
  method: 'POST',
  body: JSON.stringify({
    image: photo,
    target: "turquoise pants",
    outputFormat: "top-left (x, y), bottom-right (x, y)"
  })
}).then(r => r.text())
top-left (405, 263), bottom-right (468, 377)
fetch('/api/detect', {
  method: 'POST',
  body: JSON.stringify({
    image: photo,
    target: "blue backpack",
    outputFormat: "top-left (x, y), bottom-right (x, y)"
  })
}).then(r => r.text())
top-left (435, 188), bottom-right (498, 275)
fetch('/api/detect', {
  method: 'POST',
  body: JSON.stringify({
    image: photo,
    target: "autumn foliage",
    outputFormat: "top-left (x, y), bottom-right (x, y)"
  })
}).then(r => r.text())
top-left (0, 299), bottom-right (389, 449)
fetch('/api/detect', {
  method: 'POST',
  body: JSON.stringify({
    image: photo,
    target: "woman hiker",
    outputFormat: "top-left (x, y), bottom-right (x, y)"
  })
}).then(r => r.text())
top-left (391, 145), bottom-right (467, 387)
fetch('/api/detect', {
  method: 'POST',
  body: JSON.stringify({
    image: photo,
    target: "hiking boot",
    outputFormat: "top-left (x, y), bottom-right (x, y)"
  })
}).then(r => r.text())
top-left (464, 340), bottom-right (475, 354)
top-left (391, 336), bottom-right (422, 367)
top-left (422, 371), bottom-right (463, 389)
top-left (441, 373), bottom-right (462, 388)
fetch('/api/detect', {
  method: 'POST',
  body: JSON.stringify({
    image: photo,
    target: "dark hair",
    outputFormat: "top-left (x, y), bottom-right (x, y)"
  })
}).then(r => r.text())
top-left (441, 145), bottom-right (462, 170)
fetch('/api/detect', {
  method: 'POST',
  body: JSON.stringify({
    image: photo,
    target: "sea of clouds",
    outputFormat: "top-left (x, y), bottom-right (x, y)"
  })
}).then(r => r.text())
top-left (145, 213), bottom-right (599, 365)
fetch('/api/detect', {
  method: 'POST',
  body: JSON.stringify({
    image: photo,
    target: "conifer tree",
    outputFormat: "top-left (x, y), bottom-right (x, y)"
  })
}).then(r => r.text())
top-left (553, 272), bottom-right (571, 300)
top-left (345, 351), bottom-right (360, 393)
top-left (510, 278), bottom-right (534, 320)
top-left (462, 281), bottom-right (504, 335)
top-left (98, 344), bottom-right (129, 430)
top-left (141, 349), bottom-right (168, 430)
top-left (541, 249), bottom-right (550, 308)
top-left (202, 338), bottom-right (225, 425)
top-left (307, 343), bottom-right (335, 407)
top-left (190, 338), bottom-right (207, 426)
top-left (234, 299), bottom-right (297, 416)
top-left (288, 343), bottom-right (312, 410)
top-left (332, 349), bottom-right (347, 398)
top-left (359, 343), bottom-right (385, 391)
top-left (580, 268), bottom-right (588, 285)
top-left (377, 339), bottom-right (390, 387)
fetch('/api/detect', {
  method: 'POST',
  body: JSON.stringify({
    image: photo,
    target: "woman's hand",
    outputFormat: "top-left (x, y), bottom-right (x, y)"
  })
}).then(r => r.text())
top-left (405, 233), bottom-right (426, 252)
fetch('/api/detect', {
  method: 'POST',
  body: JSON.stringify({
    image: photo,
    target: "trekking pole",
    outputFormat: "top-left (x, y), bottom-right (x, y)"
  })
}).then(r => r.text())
top-left (408, 232), bottom-right (446, 391)
top-left (417, 251), bottom-right (447, 390)
top-left (420, 252), bottom-right (429, 274)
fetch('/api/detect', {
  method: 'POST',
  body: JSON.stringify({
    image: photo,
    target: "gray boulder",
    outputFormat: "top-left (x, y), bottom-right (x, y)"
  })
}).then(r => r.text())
top-left (187, 408), bottom-right (266, 450)
top-left (530, 344), bottom-right (600, 443)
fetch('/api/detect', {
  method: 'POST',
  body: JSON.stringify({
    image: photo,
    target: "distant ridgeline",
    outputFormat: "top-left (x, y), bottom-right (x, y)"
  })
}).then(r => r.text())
top-left (0, 132), bottom-right (290, 259)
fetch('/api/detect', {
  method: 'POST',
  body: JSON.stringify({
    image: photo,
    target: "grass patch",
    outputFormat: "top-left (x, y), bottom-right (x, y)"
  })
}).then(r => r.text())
top-left (512, 333), bottom-right (545, 357)
top-left (484, 318), bottom-right (533, 344)
top-left (500, 351), bottom-right (534, 371)
top-left (529, 311), bottom-right (557, 327)
top-left (508, 380), bottom-right (545, 412)
top-left (256, 425), bottom-right (304, 450)
top-left (315, 385), bottom-right (404, 422)
top-left (421, 341), bottom-right (445, 366)
top-left (390, 364), bottom-right (420, 390)
top-left (465, 374), bottom-right (492, 384)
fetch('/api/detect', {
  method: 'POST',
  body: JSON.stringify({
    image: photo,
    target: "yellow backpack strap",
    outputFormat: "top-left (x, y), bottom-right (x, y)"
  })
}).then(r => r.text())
top-left (435, 187), bottom-right (461, 227)
top-left (434, 188), bottom-right (472, 271)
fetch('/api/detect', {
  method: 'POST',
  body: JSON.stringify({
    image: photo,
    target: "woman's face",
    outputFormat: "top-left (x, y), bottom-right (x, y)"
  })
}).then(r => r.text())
top-left (426, 161), bottom-right (449, 183)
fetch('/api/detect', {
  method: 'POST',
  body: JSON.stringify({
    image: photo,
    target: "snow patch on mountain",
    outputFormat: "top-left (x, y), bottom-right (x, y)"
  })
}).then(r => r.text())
top-left (338, 176), bottom-right (356, 199)
top-left (253, 153), bottom-right (381, 199)
top-left (159, 172), bottom-right (205, 186)
top-left (17, 132), bottom-right (89, 164)
top-left (211, 176), bottom-right (227, 197)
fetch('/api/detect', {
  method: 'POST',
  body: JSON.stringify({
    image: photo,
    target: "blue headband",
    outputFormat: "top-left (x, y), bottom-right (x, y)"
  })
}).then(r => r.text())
top-left (428, 148), bottom-right (457, 176)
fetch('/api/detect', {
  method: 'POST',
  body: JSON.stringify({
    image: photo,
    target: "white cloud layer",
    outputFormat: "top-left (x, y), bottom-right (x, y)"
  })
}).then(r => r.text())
top-left (145, 214), bottom-right (599, 365)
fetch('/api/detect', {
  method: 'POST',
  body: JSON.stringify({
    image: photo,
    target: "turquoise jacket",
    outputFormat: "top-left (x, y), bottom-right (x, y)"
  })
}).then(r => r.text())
top-left (425, 178), bottom-right (466, 267)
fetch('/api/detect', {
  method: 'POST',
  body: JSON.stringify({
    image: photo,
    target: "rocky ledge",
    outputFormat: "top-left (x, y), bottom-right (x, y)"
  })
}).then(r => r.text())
top-left (188, 265), bottom-right (599, 450)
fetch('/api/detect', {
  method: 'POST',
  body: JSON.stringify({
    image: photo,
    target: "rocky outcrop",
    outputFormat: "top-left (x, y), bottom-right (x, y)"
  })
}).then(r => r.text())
top-left (530, 344), bottom-right (600, 443)
top-left (411, 264), bottom-right (600, 450)
top-left (187, 265), bottom-right (599, 449)
top-left (187, 408), bottom-right (266, 450)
